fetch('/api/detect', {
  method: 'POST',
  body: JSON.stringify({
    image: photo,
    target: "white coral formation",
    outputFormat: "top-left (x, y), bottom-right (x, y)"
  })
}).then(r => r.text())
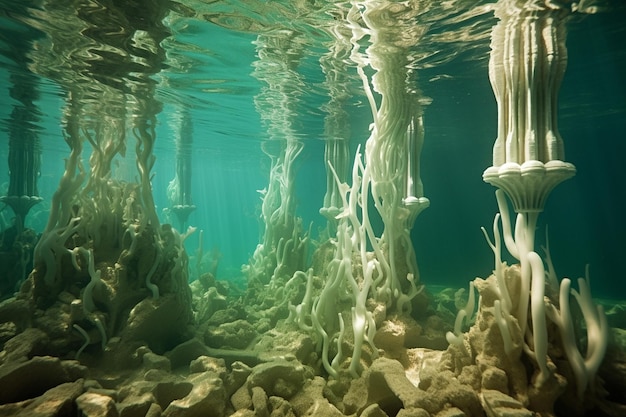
top-left (442, 0), bottom-right (609, 412)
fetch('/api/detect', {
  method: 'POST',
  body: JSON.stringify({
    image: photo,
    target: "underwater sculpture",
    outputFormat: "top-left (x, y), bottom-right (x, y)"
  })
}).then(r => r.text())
top-left (0, 47), bottom-right (42, 300)
top-left (288, 0), bottom-right (431, 379)
top-left (1, 78), bottom-right (43, 231)
top-left (445, 0), bottom-right (609, 413)
top-left (0, 10), bottom-right (43, 227)
top-left (167, 106), bottom-right (197, 229)
top-left (242, 31), bottom-right (310, 325)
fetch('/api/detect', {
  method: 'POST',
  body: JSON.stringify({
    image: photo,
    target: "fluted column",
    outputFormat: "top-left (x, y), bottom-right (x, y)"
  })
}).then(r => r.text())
top-left (483, 0), bottom-right (576, 214)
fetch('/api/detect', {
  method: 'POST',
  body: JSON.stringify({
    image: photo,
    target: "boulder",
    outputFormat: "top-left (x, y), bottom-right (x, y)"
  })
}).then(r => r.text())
top-left (204, 320), bottom-right (257, 350)
top-left (247, 358), bottom-right (312, 399)
top-left (162, 371), bottom-right (227, 417)
top-left (0, 379), bottom-right (84, 417)
top-left (0, 327), bottom-right (49, 363)
top-left (76, 392), bottom-right (118, 417)
top-left (481, 389), bottom-right (533, 417)
top-left (0, 356), bottom-right (87, 404)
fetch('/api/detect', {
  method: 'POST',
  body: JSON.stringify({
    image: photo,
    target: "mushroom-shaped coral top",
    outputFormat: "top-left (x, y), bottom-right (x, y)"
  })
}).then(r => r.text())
top-left (483, 160), bottom-right (575, 213)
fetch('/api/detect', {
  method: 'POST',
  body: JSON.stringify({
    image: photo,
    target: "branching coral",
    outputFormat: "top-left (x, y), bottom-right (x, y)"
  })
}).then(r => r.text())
top-left (475, 191), bottom-right (609, 402)
top-left (287, 0), bottom-right (433, 378)
top-left (546, 273), bottom-right (609, 399)
top-left (292, 147), bottom-right (380, 378)
top-left (348, 0), bottom-right (429, 311)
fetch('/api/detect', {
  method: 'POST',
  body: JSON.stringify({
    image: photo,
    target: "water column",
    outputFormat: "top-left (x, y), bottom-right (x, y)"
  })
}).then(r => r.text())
top-left (294, 0), bottom-right (432, 378)
top-left (484, 0), bottom-right (576, 207)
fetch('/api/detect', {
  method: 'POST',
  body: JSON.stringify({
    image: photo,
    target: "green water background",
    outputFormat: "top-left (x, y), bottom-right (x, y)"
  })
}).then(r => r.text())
top-left (1, 1), bottom-right (625, 298)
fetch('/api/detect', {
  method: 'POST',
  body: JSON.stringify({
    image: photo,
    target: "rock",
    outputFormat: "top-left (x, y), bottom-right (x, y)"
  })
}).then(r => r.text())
top-left (361, 403), bottom-right (389, 417)
top-left (435, 407), bottom-right (466, 417)
top-left (146, 403), bottom-right (162, 417)
top-left (98, 372), bottom-right (132, 391)
top-left (122, 294), bottom-right (193, 354)
top-left (268, 396), bottom-right (295, 417)
top-left (299, 398), bottom-right (344, 417)
top-left (207, 308), bottom-right (241, 326)
top-left (344, 357), bottom-right (424, 415)
top-left (0, 298), bottom-right (31, 334)
top-left (166, 338), bottom-right (211, 370)
top-left (2, 379), bottom-right (85, 417)
top-left (224, 361), bottom-right (253, 396)
top-left (231, 384), bottom-right (253, 411)
top-left (396, 409), bottom-right (430, 417)
top-left (0, 400), bottom-right (33, 416)
top-left (62, 359), bottom-right (90, 380)
top-left (0, 356), bottom-right (84, 404)
top-left (374, 319), bottom-right (408, 354)
top-left (86, 388), bottom-right (119, 402)
top-left (153, 380), bottom-right (193, 410)
top-left (117, 377), bottom-right (190, 415)
top-left (481, 389), bottom-right (533, 417)
top-left (145, 368), bottom-right (174, 382)
top-left (375, 315), bottom-right (429, 352)
top-left (195, 287), bottom-right (228, 323)
top-left (230, 411), bottom-right (256, 417)
top-left (118, 380), bottom-right (158, 402)
top-left (0, 327), bottom-right (49, 363)
top-left (200, 273), bottom-right (218, 290)
top-left (403, 348), bottom-right (443, 388)
top-left (423, 369), bottom-right (481, 416)
top-left (247, 358), bottom-right (312, 399)
top-left (342, 375), bottom-right (369, 414)
top-left (205, 347), bottom-right (260, 368)
top-left (189, 355), bottom-right (227, 378)
top-left (117, 392), bottom-right (154, 417)
top-left (76, 392), bottom-right (118, 417)
top-left (256, 329), bottom-right (316, 365)
top-left (162, 371), bottom-right (227, 417)
top-left (143, 352), bottom-right (171, 372)
top-left (369, 358), bottom-right (424, 409)
top-left (527, 370), bottom-right (567, 415)
top-left (456, 364), bottom-right (481, 392)
top-left (0, 322), bottom-right (18, 349)
top-left (251, 386), bottom-right (269, 417)
top-left (289, 376), bottom-right (326, 416)
top-left (204, 320), bottom-right (258, 350)
top-left (480, 366), bottom-right (508, 392)
top-left (419, 316), bottom-right (449, 350)
top-left (32, 305), bottom-right (72, 347)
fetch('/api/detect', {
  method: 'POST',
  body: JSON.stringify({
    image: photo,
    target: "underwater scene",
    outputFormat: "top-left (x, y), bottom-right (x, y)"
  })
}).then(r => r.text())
top-left (1, 0), bottom-right (626, 416)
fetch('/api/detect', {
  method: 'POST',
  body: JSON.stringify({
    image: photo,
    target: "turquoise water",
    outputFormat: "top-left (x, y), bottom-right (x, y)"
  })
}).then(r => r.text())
top-left (1, 0), bottom-right (625, 299)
